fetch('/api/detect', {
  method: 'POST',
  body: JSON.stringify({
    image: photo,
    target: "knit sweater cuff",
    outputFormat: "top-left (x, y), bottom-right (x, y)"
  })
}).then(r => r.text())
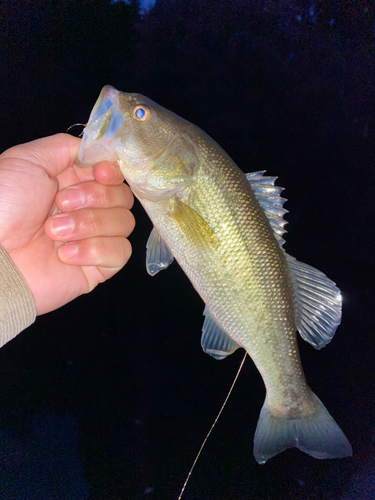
top-left (0, 245), bottom-right (36, 348)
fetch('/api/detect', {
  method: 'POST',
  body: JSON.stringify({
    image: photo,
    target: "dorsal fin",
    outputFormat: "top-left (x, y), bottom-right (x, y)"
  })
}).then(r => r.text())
top-left (246, 171), bottom-right (288, 247)
top-left (285, 254), bottom-right (342, 349)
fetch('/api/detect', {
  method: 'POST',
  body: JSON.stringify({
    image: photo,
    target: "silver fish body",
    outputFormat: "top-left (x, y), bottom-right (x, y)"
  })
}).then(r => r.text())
top-left (78, 86), bottom-right (352, 463)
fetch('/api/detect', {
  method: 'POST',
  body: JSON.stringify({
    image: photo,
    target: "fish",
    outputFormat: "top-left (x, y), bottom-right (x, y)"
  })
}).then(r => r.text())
top-left (77, 85), bottom-right (352, 464)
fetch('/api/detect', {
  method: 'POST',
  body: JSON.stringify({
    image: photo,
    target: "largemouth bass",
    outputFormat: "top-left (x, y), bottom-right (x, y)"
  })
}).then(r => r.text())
top-left (77, 86), bottom-right (352, 463)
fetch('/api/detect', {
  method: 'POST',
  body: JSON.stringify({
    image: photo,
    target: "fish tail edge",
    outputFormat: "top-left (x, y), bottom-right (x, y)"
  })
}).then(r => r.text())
top-left (253, 393), bottom-right (352, 464)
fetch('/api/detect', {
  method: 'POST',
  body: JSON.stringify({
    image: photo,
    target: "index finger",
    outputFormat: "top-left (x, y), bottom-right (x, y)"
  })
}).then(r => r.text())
top-left (93, 161), bottom-right (125, 186)
top-left (0, 133), bottom-right (81, 178)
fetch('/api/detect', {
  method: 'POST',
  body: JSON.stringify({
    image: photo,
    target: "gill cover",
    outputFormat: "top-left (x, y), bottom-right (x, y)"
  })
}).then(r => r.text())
top-left (78, 85), bottom-right (199, 200)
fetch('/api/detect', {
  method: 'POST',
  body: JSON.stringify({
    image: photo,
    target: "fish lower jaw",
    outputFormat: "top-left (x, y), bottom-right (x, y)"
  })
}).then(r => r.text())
top-left (78, 140), bottom-right (118, 165)
top-left (129, 182), bottom-right (186, 203)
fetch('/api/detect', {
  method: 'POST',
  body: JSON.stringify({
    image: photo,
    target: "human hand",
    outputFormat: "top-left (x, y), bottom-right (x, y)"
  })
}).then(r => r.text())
top-left (0, 133), bottom-right (134, 315)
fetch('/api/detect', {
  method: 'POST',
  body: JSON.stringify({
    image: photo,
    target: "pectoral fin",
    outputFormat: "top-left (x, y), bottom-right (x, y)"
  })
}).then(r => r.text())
top-left (285, 253), bottom-right (342, 349)
top-left (168, 197), bottom-right (218, 250)
top-left (146, 228), bottom-right (174, 276)
top-left (201, 307), bottom-right (240, 360)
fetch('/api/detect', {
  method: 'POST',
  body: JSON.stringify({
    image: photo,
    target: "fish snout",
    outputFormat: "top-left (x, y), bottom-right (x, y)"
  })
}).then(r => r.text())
top-left (77, 86), bottom-right (125, 165)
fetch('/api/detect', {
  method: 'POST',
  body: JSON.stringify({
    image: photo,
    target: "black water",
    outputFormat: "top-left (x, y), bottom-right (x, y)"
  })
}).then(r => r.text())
top-left (0, 1), bottom-right (374, 498)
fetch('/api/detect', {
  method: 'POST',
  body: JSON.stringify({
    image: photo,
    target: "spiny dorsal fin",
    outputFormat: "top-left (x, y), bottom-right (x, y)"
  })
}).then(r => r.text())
top-left (246, 171), bottom-right (288, 247)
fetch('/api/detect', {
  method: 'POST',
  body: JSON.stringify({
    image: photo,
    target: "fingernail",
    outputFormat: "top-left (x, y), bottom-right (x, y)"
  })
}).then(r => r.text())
top-left (50, 215), bottom-right (74, 236)
top-left (104, 164), bottom-right (117, 182)
top-left (61, 187), bottom-right (84, 210)
top-left (109, 165), bottom-right (117, 181)
top-left (59, 243), bottom-right (78, 259)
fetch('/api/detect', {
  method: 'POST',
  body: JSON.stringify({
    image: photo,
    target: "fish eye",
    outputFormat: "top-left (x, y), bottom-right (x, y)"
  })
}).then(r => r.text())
top-left (133, 105), bottom-right (151, 122)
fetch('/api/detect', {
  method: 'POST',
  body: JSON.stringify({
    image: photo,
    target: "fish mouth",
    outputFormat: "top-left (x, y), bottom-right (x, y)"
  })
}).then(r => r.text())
top-left (77, 85), bottom-right (125, 165)
top-left (89, 85), bottom-right (120, 123)
top-left (77, 86), bottom-right (174, 170)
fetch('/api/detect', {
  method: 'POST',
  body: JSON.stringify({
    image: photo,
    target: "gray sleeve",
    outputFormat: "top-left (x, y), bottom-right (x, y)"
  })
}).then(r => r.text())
top-left (0, 245), bottom-right (36, 348)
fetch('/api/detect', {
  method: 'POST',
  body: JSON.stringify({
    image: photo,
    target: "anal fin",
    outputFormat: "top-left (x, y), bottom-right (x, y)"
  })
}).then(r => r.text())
top-left (201, 308), bottom-right (240, 360)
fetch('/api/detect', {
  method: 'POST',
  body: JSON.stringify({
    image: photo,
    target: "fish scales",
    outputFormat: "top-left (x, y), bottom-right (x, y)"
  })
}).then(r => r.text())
top-left (140, 133), bottom-right (311, 417)
top-left (78, 85), bottom-right (352, 464)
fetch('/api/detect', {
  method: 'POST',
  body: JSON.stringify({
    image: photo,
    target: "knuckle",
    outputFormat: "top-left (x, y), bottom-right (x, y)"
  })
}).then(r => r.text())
top-left (123, 185), bottom-right (134, 208)
top-left (75, 207), bottom-right (135, 238)
top-left (77, 208), bottom-right (97, 234)
top-left (84, 183), bottom-right (108, 207)
top-left (97, 184), bottom-right (110, 207)
top-left (87, 239), bottom-right (104, 262)
top-left (89, 237), bottom-right (132, 266)
top-left (124, 210), bottom-right (136, 234)
top-left (123, 238), bottom-right (132, 262)
top-left (118, 237), bottom-right (132, 266)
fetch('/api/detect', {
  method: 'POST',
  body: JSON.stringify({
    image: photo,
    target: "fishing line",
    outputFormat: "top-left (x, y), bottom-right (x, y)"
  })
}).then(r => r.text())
top-left (177, 350), bottom-right (247, 500)
top-left (178, 265), bottom-right (283, 499)
top-left (66, 123), bottom-right (86, 137)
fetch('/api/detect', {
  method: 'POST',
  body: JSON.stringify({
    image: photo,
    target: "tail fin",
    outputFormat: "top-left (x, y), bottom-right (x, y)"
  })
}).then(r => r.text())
top-left (253, 393), bottom-right (352, 464)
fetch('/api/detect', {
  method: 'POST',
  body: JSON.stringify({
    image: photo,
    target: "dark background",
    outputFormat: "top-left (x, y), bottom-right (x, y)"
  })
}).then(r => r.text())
top-left (0, 1), bottom-right (374, 498)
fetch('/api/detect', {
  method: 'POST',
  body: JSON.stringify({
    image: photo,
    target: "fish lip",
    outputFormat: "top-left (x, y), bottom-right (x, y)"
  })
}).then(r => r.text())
top-left (77, 86), bottom-right (124, 165)
top-left (89, 85), bottom-right (120, 123)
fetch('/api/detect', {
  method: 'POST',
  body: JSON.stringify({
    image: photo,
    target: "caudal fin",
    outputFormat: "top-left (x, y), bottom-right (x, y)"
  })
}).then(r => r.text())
top-left (253, 393), bottom-right (352, 464)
